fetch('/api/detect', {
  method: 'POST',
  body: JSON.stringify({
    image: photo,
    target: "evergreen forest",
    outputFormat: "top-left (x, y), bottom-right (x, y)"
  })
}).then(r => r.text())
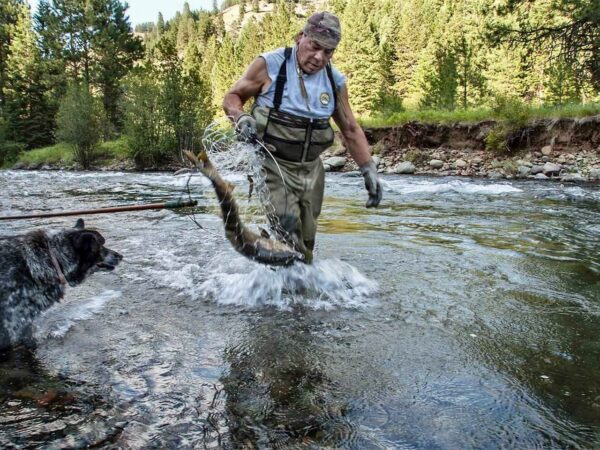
top-left (1, 0), bottom-right (598, 168)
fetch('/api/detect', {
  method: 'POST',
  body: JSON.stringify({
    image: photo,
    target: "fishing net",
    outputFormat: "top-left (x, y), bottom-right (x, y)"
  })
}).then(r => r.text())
top-left (179, 118), bottom-right (289, 239)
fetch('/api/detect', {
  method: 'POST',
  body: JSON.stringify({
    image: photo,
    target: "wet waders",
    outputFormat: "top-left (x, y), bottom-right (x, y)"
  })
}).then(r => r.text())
top-left (252, 47), bottom-right (338, 263)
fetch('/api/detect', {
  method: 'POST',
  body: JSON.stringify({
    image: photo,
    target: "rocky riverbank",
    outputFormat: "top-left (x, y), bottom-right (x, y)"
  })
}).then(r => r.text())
top-left (323, 115), bottom-right (600, 182)
top-left (10, 116), bottom-right (600, 182)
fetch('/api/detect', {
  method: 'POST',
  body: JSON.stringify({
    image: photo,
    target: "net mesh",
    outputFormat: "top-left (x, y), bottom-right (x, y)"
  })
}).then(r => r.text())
top-left (181, 118), bottom-right (288, 238)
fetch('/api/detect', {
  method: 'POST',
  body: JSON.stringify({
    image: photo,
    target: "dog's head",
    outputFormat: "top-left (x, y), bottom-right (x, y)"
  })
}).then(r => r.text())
top-left (60, 219), bottom-right (122, 286)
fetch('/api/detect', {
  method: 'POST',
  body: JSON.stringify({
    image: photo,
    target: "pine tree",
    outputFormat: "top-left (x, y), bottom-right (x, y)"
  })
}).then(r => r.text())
top-left (157, 12), bottom-right (165, 35)
top-left (92, 0), bottom-right (143, 134)
top-left (260, 1), bottom-right (298, 49)
top-left (212, 34), bottom-right (240, 112)
top-left (0, 0), bottom-right (26, 105)
top-left (390, 0), bottom-right (441, 106)
top-left (335, 0), bottom-right (386, 115)
top-left (34, 0), bottom-right (142, 134)
top-left (489, 0), bottom-right (600, 90)
top-left (417, 43), bottom-right (459, 110)
top-left (236, 18), bottom-right (263, 69)
top-left (3, 1), bottom-right (54, 148)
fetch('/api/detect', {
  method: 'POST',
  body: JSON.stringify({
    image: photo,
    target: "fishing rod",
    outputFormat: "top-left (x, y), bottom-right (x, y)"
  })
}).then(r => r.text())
top-left (0, 199), bottom-right (198, 221)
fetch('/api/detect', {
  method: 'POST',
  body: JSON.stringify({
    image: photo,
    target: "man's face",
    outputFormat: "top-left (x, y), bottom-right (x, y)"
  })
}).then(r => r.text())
top-left (296, 34), bottom-right (335, 74)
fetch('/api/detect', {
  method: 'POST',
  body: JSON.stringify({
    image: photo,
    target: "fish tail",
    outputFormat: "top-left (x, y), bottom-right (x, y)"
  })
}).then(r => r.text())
top-left (183, 149), bottom-right (199, 165)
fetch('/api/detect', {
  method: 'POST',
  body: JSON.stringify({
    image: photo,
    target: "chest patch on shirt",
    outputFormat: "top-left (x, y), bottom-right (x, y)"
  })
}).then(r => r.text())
top-left (320, 92), bottom-right (330, 105)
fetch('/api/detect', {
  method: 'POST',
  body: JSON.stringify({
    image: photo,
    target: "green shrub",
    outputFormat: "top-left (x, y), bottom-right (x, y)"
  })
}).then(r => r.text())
top-left (485, 127), bottom-right (510, 154)
top-left (490, 95), bottom-right (531, 125)
top-left (485, 96), bottom-right (531, 155)
top-left (0, 141), bottom-right (26, 167)
top-left (404, 149), bottom-right (428, 165)
top-left (501, 160), bottom-right (518, 176)
top-left (15, 143), bottom-right (74, 166)
top-left (98, 137), bottom-right (131, 161)
top-left (56, 83), bottom-right (102, 169)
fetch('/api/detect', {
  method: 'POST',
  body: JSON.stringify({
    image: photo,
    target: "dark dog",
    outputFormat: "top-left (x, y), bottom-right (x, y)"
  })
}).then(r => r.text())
top-left (0, 219), bottom-right (122, 350)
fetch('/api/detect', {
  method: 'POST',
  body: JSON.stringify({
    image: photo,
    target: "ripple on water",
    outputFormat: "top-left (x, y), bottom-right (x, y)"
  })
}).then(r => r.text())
top-left (33, 290), bottom-right (122, 343)
top-left (383, 178), bottom-right (523, 196)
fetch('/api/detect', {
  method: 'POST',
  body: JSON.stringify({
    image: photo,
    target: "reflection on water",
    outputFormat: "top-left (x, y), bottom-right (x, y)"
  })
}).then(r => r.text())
top-left (0, 169), bottom-right (599, 448)
top-left (222, 312), bottom-right (352, 448)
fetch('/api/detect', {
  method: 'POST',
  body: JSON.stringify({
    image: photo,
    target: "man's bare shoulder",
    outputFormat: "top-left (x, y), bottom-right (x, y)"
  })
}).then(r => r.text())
top-left (245, 57), bottom-right (268, 81)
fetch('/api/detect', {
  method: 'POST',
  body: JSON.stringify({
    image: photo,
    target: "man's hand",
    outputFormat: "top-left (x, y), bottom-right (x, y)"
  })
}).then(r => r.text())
top-left (235, 113), bottom-right (257, 143)
top-left (359, 160), bottom-right (382, 208)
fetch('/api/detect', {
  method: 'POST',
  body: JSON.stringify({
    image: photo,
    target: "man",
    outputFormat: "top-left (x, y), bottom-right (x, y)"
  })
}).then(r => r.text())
top-left (223, 11), bottom-right (382, 263)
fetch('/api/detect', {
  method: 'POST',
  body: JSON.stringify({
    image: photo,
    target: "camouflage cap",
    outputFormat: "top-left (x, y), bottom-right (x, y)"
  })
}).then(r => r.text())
top-left (303, 11), bottom-right (341, 50)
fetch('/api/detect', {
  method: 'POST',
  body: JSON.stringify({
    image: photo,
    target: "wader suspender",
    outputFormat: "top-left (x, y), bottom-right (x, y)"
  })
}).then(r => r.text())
top-left (256, 47), bottom-right (337, 163)
top-left (273, 47), bottom-right (338, 111)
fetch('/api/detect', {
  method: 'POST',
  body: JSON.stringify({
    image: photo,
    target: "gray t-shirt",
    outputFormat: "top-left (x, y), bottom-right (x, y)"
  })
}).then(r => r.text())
top-left (255, 46), bottom-right (346, 120)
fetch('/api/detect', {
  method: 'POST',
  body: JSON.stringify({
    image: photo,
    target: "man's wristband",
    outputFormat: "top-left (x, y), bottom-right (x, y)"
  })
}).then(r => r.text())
top-left (359, 160), bottom-right (377, 175)
top-left (235, 113), bottom-right (252, 125)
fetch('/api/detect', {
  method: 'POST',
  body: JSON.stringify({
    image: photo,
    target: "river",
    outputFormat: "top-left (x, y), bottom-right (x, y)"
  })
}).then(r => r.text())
top-left (0, 165), bottom-right (599, 448)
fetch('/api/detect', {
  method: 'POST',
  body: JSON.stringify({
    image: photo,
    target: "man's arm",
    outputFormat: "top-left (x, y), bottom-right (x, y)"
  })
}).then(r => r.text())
top-left (333, 84), bottom-right (382, 208)
top-left (331, 84), bottom-right (372, 167)
top-left (223, 57), bottom-right (270, 123)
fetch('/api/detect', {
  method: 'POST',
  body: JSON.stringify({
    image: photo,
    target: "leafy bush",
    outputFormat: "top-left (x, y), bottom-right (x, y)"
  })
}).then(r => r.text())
top-left (121, 73), bottom-right (176, 167)
top-left (485, 96), bottom-right (532, 155)
top-left (0, 141), bottom-right (26, 167)
top-left (490, 95), bottom-right (531, 125)
top-left (15, 143), bottom-right (74, 166)
top-left (0, 115), bottom-right (25, 166)
top-left (55, 84), bottom-right (102, 168)
top-left (404, 149), bottom-right (428, 165)
top-left (97, 137), bottom-right (131, 161)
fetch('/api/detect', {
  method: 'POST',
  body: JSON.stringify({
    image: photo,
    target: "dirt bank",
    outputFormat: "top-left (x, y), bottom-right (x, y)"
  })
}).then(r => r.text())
top-left (10, 116), bottom-right (600, 182)
top-left (323, 115), bottom-right (600, 182)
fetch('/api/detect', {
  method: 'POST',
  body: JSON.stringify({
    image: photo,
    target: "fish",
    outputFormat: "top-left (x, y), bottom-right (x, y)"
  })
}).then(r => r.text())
top-left (183, 150), bottom-right (305, 267)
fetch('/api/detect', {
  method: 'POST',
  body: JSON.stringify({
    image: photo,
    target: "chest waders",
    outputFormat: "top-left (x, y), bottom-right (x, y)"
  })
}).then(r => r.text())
top-left (252, 47), bottom-right (339, 263)
top-left (252, 47), bottom-right (338, 162)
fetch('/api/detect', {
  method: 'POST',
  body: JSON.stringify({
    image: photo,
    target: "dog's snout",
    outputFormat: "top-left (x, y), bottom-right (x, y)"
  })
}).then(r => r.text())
top-left (97, 248), bottom-right (122, 270)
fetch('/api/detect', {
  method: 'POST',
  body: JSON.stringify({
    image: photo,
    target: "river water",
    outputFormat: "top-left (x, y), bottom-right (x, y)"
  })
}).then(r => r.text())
top-left (0, 166), bottom-right (599, 449)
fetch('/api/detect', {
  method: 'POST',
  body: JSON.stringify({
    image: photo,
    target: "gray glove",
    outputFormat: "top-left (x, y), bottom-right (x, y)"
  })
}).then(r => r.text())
top-left (235, 113), bottom-right (257, 143)
top-left (359, 160), bottom-right (383, 208)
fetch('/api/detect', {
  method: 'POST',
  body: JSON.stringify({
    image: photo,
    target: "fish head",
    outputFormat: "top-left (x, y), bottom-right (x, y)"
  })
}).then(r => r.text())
top-left (252, 237), bottom-right (305, 266)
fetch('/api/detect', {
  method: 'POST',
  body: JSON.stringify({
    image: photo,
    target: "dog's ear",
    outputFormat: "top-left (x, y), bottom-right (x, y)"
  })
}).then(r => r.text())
top-left (73, 231), bottom-right (103, 253)
top-left (74, 218), bottom-right (85, 229)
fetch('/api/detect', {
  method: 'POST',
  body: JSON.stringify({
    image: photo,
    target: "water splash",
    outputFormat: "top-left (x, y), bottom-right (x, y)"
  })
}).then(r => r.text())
top-left (197, 255), bottom-right (379, 310)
